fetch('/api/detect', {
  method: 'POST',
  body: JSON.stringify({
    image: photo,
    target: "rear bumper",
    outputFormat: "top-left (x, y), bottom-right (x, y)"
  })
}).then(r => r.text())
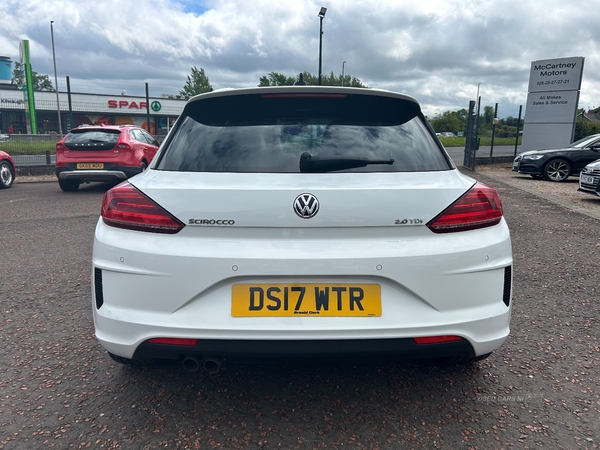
top-left (94, 273), bottom-right (511, 363)
top-left (92, 210), bottom-right (513, 364)
top-left (131, 337), bottom-right (480, 363)
top-left (55, 166), bottom-right (139, 182)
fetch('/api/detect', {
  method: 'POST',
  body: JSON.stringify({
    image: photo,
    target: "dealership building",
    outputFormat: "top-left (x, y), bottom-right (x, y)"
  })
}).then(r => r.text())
top-left (0, 57), bottom-right (187, 136)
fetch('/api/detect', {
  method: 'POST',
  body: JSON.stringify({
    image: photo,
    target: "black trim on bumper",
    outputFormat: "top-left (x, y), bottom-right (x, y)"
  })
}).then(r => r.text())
top-left (516, 165), bottom-right (543, 176)
top-left (55, 164), bottom-right (141, 181)
top-left (132, 338), bottom-right (476, 363)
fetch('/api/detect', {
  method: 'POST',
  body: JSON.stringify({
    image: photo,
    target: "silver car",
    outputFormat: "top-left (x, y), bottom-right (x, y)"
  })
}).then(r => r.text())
top-left (578, 158), bottom-right (600, 195)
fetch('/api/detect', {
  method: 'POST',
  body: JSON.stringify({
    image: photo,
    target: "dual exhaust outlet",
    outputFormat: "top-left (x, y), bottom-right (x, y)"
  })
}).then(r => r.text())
top-left (181, 356), bottom-right (223, 374)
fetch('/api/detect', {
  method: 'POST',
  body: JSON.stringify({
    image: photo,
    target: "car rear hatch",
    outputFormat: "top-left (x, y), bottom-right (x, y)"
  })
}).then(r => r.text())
top-left (60, 128), bottom-right (124, 163)
top-left (138, 87), bottom-right (473, 232)
top-left (132, 170), bottom-right (473, 231)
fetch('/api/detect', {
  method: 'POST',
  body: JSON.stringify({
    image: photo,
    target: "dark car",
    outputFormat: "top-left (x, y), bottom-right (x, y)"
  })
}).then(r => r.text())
top-left (512, 134), bottom-right (600, 182)
top-left (55, 124), bottom-right (160, 192)
top-left (0, 150), bottom-right (16, 189)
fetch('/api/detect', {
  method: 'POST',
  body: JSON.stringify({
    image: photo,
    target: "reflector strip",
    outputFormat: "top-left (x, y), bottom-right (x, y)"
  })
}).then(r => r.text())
top-left (414, 335), bottom-right (464, 345)
top-left (147, 338), bottom-right (198, 346)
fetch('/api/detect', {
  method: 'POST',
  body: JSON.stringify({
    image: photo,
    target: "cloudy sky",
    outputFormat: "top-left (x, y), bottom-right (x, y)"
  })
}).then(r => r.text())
top-left (1, 0), bottom-right (599, 118)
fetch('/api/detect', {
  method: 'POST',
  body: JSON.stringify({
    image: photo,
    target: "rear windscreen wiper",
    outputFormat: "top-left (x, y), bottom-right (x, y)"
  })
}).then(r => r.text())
top-left (299, 151), bottom-right (394, 173)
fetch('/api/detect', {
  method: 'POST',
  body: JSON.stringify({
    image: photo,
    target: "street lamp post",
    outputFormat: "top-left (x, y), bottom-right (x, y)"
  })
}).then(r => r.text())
top-left (318, 7), bottom-right (327, 86)
top-left (50, 21), bottom-right (62, 137)
top-left (341, 61), bottom-right (346, 86)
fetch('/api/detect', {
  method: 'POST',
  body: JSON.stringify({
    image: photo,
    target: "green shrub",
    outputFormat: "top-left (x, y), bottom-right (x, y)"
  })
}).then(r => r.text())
top-left (574, 120), bottom-right (600, 141)
top-left (0, 138), bottom-right (57, 155)
top-left (438, 136), bottom-right (521, 147)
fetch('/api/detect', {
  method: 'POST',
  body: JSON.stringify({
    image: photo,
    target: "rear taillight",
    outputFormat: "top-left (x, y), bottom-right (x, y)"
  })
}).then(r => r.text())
top-left (427, 182), bottom-right (503, 233)
top-left (101, 182), bottom-right (184, 234)
top-left (55, 143), bottom-right (65, 166)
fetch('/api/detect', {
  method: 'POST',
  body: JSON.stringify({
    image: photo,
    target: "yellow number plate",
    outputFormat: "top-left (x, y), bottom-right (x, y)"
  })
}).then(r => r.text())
top-left (77, 163), bottom-right (104, 169)
top-left (231, 284), bottom-right (381, 317)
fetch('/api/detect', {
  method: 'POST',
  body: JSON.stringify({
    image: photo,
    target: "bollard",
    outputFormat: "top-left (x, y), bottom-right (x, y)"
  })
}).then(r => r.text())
top-left (45, 150), bottom-right (51, 165)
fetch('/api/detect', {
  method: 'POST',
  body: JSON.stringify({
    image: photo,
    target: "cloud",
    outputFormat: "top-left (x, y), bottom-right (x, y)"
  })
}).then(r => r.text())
top-left (0, 0), bottom-right (598, 116)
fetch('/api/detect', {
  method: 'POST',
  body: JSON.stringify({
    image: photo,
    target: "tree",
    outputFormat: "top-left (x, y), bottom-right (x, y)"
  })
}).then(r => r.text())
top-left (481, 105), bottom-right (495, 129)
top-left (180, 66), bottom-right (213, 97)
top-left (575, 117), bottom-right (600, 141)
top-left (430, 106), bottom-right (527, 138)
top-left (258, 71), bottom-right (368, 88)
top-left (11, 62), bottom-right (55, 91)
top-left (258, 72), bottom-right (297, 86)
top-left (429, 110), bottom-right (466, 133)
top-left (501, 116), bottom-right (521, 128)
top-left (320, 71), bottom-right (367, 88)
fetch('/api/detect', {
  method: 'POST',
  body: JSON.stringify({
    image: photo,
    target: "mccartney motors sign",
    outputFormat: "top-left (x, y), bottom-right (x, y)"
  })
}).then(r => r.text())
top-left (528, 57), bottom-right (584, 93)
top-left (522, 56), bottom-right (585, 151)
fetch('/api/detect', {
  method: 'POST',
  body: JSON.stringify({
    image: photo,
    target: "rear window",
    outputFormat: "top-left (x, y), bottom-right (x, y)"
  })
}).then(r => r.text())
top-left (155, 93), bottom-right (451, 173)
top-left (64, 129), bottom-right (120, 150)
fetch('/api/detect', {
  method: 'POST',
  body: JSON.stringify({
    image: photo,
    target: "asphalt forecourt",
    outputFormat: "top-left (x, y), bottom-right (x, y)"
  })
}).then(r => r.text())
top-left (0, 178), bottom-right (598, 449)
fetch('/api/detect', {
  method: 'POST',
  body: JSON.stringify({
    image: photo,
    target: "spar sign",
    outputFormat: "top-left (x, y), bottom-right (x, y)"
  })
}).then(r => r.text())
top-left (521, 56), bottom-right (585, 151)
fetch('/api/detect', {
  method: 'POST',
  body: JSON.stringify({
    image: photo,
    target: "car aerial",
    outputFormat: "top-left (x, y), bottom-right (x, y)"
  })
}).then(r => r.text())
top-left (55, 124), bottom-right (160, 191)
top-left (92, 86), bottom-right (513, 373)
top-left (512, 133), bottom-right (600, 182)
top-left (578, 158), bottom-right (600, 195)
top-left (0, 150), bottom-right (16, 189)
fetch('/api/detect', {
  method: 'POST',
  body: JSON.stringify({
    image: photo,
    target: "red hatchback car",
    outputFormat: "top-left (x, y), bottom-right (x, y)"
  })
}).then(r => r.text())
top-left (0, 150), bottom-right (16, 189)
top-left (55, 124), bottom-right (159, 191)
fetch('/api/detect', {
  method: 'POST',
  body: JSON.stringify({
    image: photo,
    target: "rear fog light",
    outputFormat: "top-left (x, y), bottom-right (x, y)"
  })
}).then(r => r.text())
top-left (413, 335), bottom-right (464, 345)
top-left (146, 338), bottom-right (198, 346)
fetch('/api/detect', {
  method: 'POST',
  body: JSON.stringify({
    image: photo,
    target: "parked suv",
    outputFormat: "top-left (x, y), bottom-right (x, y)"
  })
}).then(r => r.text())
top-left (55, 124), bottom-right (159, 191)
top-left (93, 87), bottom-right (513, 372)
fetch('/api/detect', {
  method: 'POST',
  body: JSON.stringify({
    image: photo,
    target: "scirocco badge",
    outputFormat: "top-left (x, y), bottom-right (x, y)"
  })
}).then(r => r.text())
top-left (188, 218), bottom-right (235, 225)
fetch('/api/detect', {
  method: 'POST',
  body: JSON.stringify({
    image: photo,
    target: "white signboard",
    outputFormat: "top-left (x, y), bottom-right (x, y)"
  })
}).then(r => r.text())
top-left (525, 90), bottom-right (580, 123)
top-left (521, 56), bottom-right (584, 151)
top-left (519, 123), bottom-right (575, 151)
top-left (528, 57), bottom-right (585, 92)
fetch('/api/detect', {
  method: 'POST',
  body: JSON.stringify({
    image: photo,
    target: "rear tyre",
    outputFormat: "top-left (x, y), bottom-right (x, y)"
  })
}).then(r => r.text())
top-left (107, 352), bottom-right (152, 367)
top-left (0, 161), bottom-right (14, 189)
top-left (543, 159), bottom-right (571, 182)
top-left (451, 352), bottom-right (492, 364)
top-left (58, 179), bottom-right (80, 192)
